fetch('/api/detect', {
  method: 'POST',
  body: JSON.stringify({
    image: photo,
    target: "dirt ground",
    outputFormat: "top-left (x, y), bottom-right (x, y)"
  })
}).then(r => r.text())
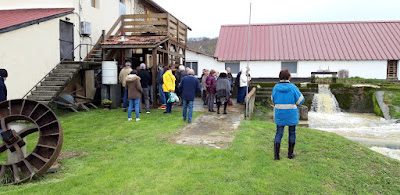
top-left (170, 99), bottom-right (245, 149)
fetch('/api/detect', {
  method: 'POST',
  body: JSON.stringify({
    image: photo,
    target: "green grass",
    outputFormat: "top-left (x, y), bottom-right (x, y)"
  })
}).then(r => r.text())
top-left (1, 109), bottom-right (400, 194)
top-left (384, 91), bottom-right (400, 119)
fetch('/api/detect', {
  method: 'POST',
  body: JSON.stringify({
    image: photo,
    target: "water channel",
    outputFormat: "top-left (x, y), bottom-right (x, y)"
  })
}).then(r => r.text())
top-left (308, 85), bottom-right (400, 161)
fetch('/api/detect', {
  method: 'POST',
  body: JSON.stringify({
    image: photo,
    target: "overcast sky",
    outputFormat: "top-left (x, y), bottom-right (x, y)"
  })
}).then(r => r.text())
top-left (153, 0), bottom-right (400, 38)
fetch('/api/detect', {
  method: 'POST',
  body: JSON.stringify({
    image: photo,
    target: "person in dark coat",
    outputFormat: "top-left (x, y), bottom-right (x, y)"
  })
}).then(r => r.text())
top-left (156, 63), bottom-right (166, 109)
top-left (0, 69), bottom-right (7, 102)
top-left (178, 69), bottom-right (201, 123)
top-left (271, 69), bottom-right (305, 161)
top-left (215, 72), bottom-right (231, 114)
top-left (137, 63), bottom-right (151, 113)
top-left (176, 65), bottom-right (188, 106)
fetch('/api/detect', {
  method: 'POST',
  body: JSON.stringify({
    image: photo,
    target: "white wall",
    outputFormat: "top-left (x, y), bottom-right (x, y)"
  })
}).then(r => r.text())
top-left (238, 60), bottom-right (388, 79)
top-left (186, 50), bottom-right (225, 77)
top-left (0, 0), bottom-right (137, 99)
top-left (0, 18), bottom-right (63, 99)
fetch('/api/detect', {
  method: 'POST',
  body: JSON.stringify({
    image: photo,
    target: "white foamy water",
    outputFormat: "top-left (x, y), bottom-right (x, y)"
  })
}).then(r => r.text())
top-left (370, 147), bottom-right (400, 161)
top-left (308, 85), bottom-right (400, 161)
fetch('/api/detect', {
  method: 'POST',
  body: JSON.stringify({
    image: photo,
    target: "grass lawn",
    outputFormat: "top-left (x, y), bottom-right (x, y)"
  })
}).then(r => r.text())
top-left (1, 108), bottom-right (400, 194)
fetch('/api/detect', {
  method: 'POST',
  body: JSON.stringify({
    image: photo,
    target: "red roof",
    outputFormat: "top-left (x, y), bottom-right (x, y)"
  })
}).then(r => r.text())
top-left (214, 21), bottom-right (400, 61)
top-left (0, 8), bottom-right (74, 33)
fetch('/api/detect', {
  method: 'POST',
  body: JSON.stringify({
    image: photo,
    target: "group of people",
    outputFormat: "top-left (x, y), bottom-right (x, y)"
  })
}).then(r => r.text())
top-left (200, 67), bottom-right (251, 113)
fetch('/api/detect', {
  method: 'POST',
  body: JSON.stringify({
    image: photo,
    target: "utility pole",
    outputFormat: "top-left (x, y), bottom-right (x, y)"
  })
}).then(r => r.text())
top-left (245, 1), bottom-right (252, 118)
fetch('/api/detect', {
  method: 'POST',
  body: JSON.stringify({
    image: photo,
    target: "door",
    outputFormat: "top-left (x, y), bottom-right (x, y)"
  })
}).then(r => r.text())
top-left (60, 20), bottom-right (74, 61)
top-left (387, 60), bottom-right (398, 78)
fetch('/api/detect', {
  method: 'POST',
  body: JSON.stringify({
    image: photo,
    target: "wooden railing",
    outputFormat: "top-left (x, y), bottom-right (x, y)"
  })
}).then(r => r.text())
top-left (85, 13), bottom-right (189, 61)
top-left (121, 13), bottom-right (188, 45)
top-left (245, 87), bottom-right (257, 119)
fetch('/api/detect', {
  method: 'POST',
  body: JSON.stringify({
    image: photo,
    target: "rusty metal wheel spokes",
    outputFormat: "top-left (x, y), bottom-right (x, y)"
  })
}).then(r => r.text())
top-left (0, 99), bottom-right (63, 185)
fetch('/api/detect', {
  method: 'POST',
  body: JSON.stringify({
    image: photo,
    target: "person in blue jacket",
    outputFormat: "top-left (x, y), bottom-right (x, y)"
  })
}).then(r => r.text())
top-left (271, 69), bottom-right (305, 160)
top-left (178, 69), bottom-right (201, 123)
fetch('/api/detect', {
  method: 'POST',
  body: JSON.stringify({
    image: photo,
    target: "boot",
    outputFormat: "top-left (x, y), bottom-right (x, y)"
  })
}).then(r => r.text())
top-left (223, 102), bottom-right (228, 114)
top-left (274, 142), bottom-right (280, 161)
top-left (288, 142), bottom-right (296, 159)
top-left (216, 102), bottom-right (221, 114)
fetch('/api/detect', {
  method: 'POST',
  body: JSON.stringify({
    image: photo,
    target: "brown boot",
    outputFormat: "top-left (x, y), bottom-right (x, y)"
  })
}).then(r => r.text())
top-left (274, 142), bottom-right (280, 161)
top-left (288, 142), bottom-right (296, 159)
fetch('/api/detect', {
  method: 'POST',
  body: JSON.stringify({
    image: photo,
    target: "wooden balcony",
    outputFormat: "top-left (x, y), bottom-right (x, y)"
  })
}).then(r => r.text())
top-left (104, 13), bottom-right (190, 47)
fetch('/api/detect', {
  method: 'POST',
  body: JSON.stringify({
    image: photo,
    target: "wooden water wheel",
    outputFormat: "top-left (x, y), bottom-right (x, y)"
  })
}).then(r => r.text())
top-left (0, 99), bottom-right (63, 185)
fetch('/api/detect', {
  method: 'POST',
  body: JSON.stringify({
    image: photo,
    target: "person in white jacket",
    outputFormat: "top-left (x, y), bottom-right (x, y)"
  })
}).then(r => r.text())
top-left (237, 67), bottom-right (251, 104)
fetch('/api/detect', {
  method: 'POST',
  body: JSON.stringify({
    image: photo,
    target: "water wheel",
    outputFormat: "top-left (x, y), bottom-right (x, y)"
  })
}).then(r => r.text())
top-left (0, 99), bottom-right (63, 185)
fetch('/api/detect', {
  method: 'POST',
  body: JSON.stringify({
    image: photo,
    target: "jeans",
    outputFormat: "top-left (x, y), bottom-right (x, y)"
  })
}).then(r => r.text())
top-left (274, 125), bottom-right (296, 143)
top-left (182, 100), bottom-right (194, 122)
top-left (202, 90), bottom-right (207, 104)
top-left (164, 92), bottom-right (173, 113)
top-left (122, 87), bottom-right (128, 109)
top-left (140, 87), bottom-right (150, 112)
top-left (207, 93), bottom-right (215, 111)
top-left (159, 84), bottom-right (166, 105)
top-left (149, 85), bottom-right (153, 103)
top-left (128, 98), bottom-right (140, 119)
top-left (237, 86), bottom-right (247, 103)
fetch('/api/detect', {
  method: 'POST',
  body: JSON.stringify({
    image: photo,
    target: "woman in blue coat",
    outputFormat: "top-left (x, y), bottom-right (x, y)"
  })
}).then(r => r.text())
top-left (271, 69), bottom-right (304, 160)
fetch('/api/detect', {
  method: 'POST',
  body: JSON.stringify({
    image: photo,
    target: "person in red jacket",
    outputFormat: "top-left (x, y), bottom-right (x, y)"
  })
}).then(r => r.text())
top-left (206, 69), bottom-right (217, 112)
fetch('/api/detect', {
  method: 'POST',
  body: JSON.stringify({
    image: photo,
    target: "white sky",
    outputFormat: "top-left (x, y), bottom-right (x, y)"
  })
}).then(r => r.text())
top-left (153, 0), bottom-right (400, 38)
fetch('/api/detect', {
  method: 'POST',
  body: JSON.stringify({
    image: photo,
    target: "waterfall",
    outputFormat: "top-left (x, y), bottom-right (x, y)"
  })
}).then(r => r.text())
top-left (311, 84), bottom-right (341, 113)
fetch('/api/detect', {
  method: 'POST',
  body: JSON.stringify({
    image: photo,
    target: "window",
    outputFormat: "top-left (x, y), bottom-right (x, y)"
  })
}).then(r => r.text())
top-left (186, 61), bottom-right (198, 76)
top-left (225, 62), bottom-right (240, 74)
top-left (281, 62), bottom-right (297, 74)
top-left (91, 0), bottom-right (96, 8)
top-left (387, 60), bottom-right (398, 78)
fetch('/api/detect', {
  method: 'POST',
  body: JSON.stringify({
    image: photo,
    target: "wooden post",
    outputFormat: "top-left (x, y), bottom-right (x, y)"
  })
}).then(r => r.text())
top-left (152, 48), bottom-right (158, 108)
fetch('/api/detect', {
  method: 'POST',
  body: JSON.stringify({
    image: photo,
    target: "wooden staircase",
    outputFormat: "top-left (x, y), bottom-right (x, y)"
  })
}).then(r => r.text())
top-left (26, 62), bottom-right (82, 105)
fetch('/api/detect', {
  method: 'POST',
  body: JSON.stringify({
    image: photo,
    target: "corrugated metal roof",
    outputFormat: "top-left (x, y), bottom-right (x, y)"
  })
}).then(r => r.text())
top-left (214, 21), bottom-right (400, 61)
top-left (0, 8), bottom-right (74, 34)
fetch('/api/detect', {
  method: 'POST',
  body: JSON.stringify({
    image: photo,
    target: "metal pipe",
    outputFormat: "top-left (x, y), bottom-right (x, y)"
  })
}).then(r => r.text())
top-left (245, 2), bottom-right (252, 118)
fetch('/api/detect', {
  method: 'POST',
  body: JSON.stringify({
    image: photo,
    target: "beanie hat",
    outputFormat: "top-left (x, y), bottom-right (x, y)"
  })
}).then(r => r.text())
top-left (0, 69), bottom-right (8, 77)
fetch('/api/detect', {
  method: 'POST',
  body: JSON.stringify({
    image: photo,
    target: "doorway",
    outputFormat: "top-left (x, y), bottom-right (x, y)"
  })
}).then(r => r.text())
top-left (387, 60), bottom-right (398, 79)
top-left (59, 20), bottom-right (74, 61)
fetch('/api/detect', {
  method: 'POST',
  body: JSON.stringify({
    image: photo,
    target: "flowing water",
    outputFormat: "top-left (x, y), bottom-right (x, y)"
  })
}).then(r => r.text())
top-left (308, 85), bottom-right (400, 161)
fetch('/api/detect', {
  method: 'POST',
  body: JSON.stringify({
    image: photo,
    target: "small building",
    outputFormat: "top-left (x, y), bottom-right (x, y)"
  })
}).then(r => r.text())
top-left (185, 48), bottom-right (224, 77)
top-left (214, 21), bottom-right (400, 80)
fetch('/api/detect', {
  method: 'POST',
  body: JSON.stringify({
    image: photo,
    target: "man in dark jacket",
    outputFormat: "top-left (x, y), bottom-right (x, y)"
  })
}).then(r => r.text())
top-left (0, 69), bottom-right (7, 102)
top-left (178, 69), bottom-right (201, 123)
top-left (176, 65), bottom-right (188, 106)
top-left (156, 63), bottom-right (166, 109)
top-left (137, 63), bottom-right (151, 113)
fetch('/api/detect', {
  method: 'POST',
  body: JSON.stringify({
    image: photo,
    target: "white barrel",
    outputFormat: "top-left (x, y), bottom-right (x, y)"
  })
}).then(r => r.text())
top-left (7, 122), bottom-right (27, 164)
top-left (102, 61), bottom-right (118, 84)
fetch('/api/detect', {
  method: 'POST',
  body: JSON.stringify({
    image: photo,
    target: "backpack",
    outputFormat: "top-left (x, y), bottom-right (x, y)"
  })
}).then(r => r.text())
top-left (235, 71), bottom-right (242, 88)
